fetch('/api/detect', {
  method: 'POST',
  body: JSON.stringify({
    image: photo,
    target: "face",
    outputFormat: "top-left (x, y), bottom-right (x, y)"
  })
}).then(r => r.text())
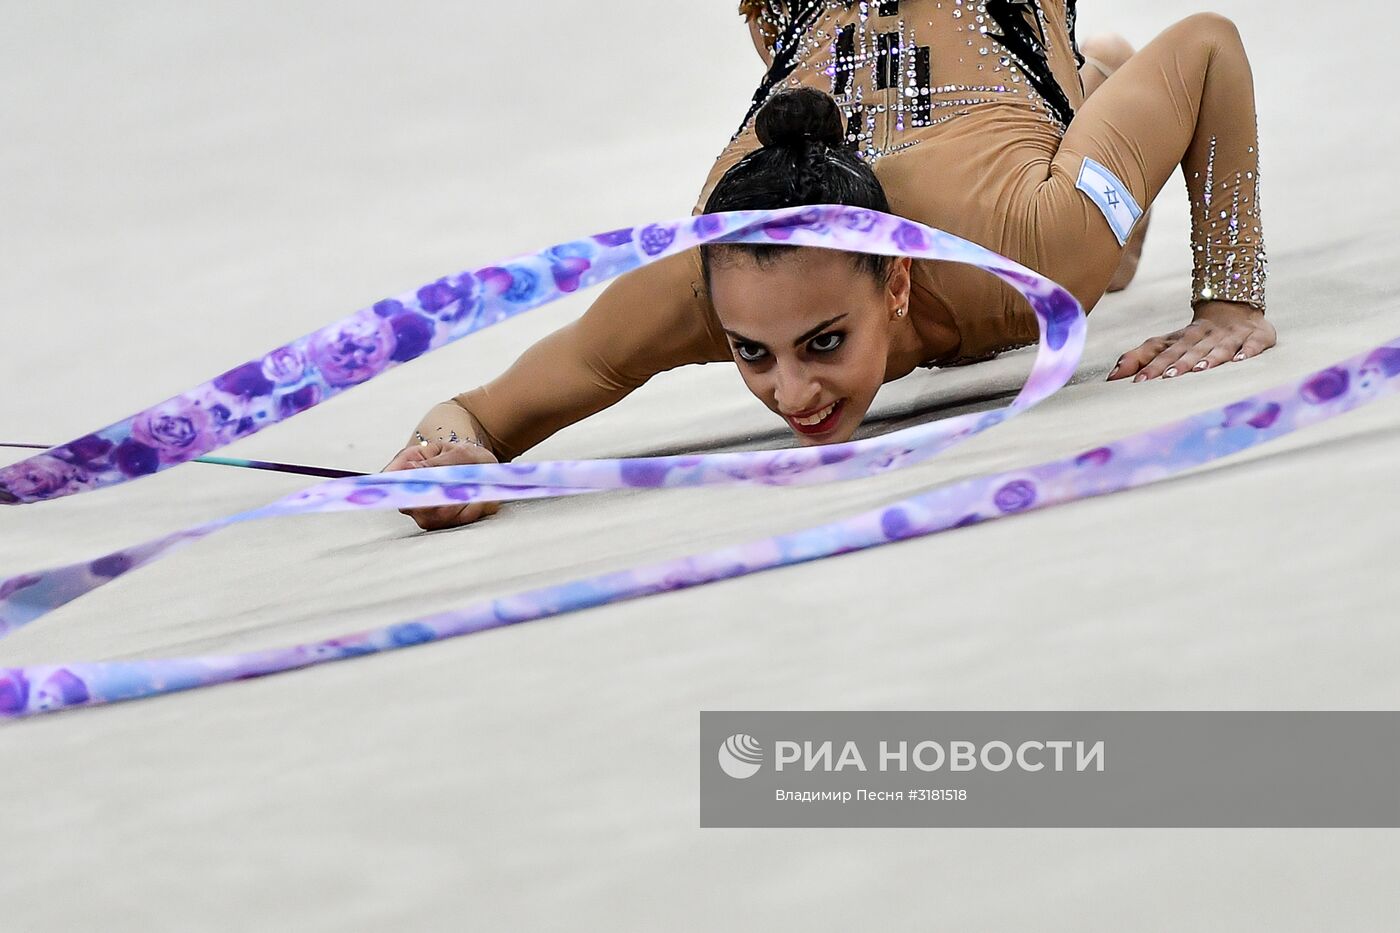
top-left (708, 248), bottom-right (912, 445)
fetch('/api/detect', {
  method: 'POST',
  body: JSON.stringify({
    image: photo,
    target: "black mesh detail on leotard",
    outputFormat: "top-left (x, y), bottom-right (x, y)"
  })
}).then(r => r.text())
top-left (732, 1), bottom-right (830, 140)
top-left (984, 0), bottom-right (1077, 127)
top-left (736, 1), bottom-right (1084, 138)
top-left (1066, 0), bottom-right (1084, 70)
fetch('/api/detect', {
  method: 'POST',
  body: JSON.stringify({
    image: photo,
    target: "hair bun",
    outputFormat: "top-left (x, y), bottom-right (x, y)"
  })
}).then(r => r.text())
top-left (754, 88), bottom-right (846, 149)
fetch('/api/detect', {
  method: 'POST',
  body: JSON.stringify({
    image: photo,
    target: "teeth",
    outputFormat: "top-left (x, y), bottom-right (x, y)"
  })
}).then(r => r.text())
top-left (793, 401), bottom-right (837, 427)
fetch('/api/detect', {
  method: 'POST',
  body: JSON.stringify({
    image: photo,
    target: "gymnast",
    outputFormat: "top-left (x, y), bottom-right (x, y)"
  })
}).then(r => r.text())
top-left (386, 1), bottom-right (1274, 529)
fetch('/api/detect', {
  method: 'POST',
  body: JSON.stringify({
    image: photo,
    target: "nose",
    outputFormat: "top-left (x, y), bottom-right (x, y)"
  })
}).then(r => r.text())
top-left (772, 364), bottom-right (821, 415)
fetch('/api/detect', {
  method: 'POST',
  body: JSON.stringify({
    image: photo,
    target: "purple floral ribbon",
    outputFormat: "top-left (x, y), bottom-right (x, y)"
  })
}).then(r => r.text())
top-left (1, 206), bottom-right (1091, 717)
top-left (6, 206), bottom-right (1390, 717)
top-left (0, 444), bottom-right (363, 480)
top-left (3, 334), bottom-right (1397, 717)
top-left (0, 207), bottom-right (1079, 506)
top-left (0, 208), bottom-right (1085, 633)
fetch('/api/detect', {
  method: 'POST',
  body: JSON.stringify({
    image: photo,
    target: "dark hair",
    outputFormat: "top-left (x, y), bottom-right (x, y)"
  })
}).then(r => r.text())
top-left (701, 87), bottom-right (893, 286)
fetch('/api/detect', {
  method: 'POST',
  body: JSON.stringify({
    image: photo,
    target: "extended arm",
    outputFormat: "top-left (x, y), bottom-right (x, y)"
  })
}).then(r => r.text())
top-left (421, 250), bottom-right (731, 462)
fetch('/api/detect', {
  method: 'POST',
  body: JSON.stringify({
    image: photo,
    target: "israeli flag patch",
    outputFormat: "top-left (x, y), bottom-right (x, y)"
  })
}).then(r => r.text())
top-left (1076, 156), bottom-right (1142, 247)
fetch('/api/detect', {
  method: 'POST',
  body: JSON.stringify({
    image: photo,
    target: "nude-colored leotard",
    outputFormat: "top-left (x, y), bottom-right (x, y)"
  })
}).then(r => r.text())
top-left (457, 1), bottom-right (1266, 461)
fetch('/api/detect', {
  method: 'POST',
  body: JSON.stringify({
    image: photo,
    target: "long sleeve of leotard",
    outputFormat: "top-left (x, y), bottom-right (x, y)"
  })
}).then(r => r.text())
top-left (1028, 10), bottom-right (1267, 312)
top-left (453, 250), bottom-right (731, 461)
top-left (454, 2), bottom-right (1270, 458)
top-left (729, 2), bottom-right (1267, 356)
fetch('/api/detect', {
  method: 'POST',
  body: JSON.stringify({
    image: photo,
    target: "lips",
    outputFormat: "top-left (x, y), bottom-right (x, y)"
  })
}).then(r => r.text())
top-left (786, 399), bottom-right (846, 436)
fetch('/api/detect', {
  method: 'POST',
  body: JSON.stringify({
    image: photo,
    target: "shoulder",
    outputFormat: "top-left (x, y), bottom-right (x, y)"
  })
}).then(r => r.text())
top-left (578, 250), bottom-right (731, 383)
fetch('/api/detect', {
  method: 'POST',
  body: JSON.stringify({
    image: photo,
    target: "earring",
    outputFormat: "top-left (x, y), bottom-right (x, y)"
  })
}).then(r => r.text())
top-left (896, 306), bottom-right (907, 318)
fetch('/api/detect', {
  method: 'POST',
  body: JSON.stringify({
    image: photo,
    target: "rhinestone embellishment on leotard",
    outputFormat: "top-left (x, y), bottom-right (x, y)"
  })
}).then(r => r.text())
top-left (1191, 134), bottom-right (1267, 310)
top-left (737, 0), bottom-right (1079, 164)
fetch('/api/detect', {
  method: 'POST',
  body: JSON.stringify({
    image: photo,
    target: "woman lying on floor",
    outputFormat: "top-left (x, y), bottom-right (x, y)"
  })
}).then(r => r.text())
top-left (387, 2), bottom-right (1274, 529)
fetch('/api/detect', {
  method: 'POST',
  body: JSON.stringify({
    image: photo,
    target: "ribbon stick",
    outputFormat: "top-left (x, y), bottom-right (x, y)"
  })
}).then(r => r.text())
top-left (0, 444), bottom-right (363, 480)
top-left (1, 206), bottom-right (1090, 717)
top-left (3, 335), bottom-right (1397, 717)
top-left (0, 207), bottom-right (1083, 633)
top-left (0, 207), bottom-right (1081, 507)
top-left (6, 205), bottom-right (1391, 718)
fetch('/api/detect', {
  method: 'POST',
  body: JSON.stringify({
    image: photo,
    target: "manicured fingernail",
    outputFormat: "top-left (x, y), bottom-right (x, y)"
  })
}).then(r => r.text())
top-left (1133, 372), bottom-right (1147, 383)
top-left (1233, 351), bottom-right (1245, 362)
top-left (1193, 360), bottom-right (1208, 371)
top-left (1164, 367), bottom-right (1178, 378)
top-left (1109, 363), bottom-right (1120, 376)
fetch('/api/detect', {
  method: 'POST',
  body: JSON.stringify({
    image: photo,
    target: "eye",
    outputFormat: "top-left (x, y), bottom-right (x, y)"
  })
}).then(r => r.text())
top-left (808, 331), bottom-right (844, 353)
top-left (734, 342), bottom-right (768, 363)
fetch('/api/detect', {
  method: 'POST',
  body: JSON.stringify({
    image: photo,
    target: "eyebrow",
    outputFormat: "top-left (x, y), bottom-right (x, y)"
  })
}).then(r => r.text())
top-left (723, 314), bottom-right (849, 349)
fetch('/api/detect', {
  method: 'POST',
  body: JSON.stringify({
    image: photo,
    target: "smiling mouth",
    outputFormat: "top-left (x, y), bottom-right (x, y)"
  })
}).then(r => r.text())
top-left (786, 399), bottom-right (846, 436)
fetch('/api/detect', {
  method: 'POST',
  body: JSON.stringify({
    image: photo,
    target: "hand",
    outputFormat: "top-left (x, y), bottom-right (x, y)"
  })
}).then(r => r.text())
top-left (1108, 303), bottom-right (1277, 382)
top-left (381, 439), bottom-right (501, 531)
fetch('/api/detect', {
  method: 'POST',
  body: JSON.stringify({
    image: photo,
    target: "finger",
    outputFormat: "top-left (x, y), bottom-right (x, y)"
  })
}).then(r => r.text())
top-left (404, 504), bottom-right (475, 531)
top-left (430, 501), bottom-right (498, 529)
top-left (1171, 334), bottom-right (1228, 377)
top-left (386, 439), bottom-right (455, 472)
top-left (401, 496), bottom-right (500, 530)
top-left (416, 443), bottom-right (499, 471)
top-left (1196, 331), bottom-right (1250, 371)
top-left (416, 440), bottom-right (451, 461)
top-left (1234, 339), bottom-right (1266, 361)
top-left (1109, 338), bottom-right (1169, 380)
top-left (1233, 323), bottom-right (1277, 362)
top-left (383, 446), bottom-right (426, 473)
top-left (1135, 335), bottom-right (1198, 381)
